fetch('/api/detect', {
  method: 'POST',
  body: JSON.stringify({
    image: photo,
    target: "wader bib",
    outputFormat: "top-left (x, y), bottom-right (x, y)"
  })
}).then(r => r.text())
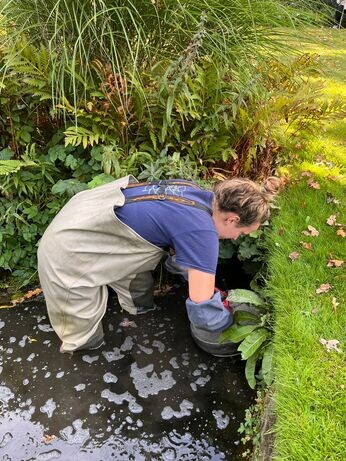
top-left (37, 175), bottom-right (165, 353)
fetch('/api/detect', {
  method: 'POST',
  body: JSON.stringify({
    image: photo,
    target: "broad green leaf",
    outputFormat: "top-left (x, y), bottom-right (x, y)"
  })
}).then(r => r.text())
top-left (227, 289), bottom-right (264, 306)
top-left (245, 350), bottom-right (260, 389)
top-left (262, 343), bottom-right (274, 386)
top-left (51, 179), bottom-right (87, 196)
top-left (220, 324), bottom-right (258, 344)
top-left (234, 310), bottom-right (261, 324)
top-left (238, 328), bottom-right (269, 360)
top-left (88, 174), bottom-right (114, 189)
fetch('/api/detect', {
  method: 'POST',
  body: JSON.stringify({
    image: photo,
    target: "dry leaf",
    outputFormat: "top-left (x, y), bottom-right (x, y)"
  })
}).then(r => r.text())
top-left (119, 318), bottom-right (137, 328)
top-left (311, 308), bottom-right (318, 315)
top-left (332, 297), bottom-right (339, 314)
top-left (308, 179), bottom-right (320, 189)
top-left (302, 225), bottom-right (319, 237)
top-left (300, 241), bottom-right (313, 250)
top-left (42, 435), bottom-right (56, 444)
top-left (289, 252), bottom-right (300, 261)
top-left (326, 215), bottom-right (337, 226)
top-left (278, 227), bottom-right (285, 235)
top-left (327, 259), bottom-right (344, 268)
top-left (301, 171), bottom-right (313, 177)
top-left (316, 283), bottom-right (333, 294)
top-left (336, 228), bottom-right (345, 238)
top-left (319, 338), bottom-right (341, 353)
top-left (325, 192), bottom-right (340, 205)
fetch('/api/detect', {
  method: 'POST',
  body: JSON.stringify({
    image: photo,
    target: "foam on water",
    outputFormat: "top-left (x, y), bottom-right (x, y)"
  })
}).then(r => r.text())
top-left (101, 389), bottom-right (143, 414)
top-left (161, 399), bottom-right (194, 420)
top-left (212, 410), bottom-right (230, 430)
top-left (40, 398), bottom-right (56, 418)
top-left (130, 363), bottom-right (176, 398)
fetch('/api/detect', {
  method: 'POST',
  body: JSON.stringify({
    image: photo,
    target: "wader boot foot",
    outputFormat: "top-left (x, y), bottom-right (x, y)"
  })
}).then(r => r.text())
top-left (136, 304), bottom-right (158, 315)
top-left (190, 323), bottom-right (240, 358)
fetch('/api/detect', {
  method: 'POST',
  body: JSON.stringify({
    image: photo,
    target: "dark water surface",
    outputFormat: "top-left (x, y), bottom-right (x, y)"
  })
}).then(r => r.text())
top-left (0, 283), bottom-right (254, 461)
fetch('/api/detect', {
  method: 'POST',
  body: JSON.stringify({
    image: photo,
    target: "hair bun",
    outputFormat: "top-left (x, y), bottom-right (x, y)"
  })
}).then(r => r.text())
top-left (262, 176), bottom-right (283, 200)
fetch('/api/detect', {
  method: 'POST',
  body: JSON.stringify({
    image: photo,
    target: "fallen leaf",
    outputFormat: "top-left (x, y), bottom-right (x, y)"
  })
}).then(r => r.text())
top-left (316, 283), bottom-right (333, 294)
top-left (325, 192), bottom-right (340, 204)
top-left (319, 338), bottom-right (341, 353)
top-left (42, 435), bottom-right (56, 444)
top-left (308, 179), bottom-right (320, 189)
top-left (336, 228), bottom-right (345, 238)
top-left (327, 259), bottom-right (344, 268)
top-left (331, 297), bottom-right (339, 314)
top-left (301, 171), bottom-right (313, 177)
top-left (119, 318), bottom-right (137, 328)
top-left (25, 288), bottom-right (42, 299)
top-left (289, 251), bottom-right (300, 261)
top-left (302, 225), bottom-right (319, 237)
top-left (326, 215), bottom-right (337, 226)
top-left (278, 227), bottom-right (285, 235)
top-left (300, 241), bottom-right (313, 250)
top-left (326, 175), bottom-right (338, 181)
top-left (311, 308), bottom-right (318, 315)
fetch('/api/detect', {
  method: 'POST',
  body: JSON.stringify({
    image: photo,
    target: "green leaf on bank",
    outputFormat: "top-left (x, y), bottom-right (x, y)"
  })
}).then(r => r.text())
top-left (221, 324), bottom-right (258, 343)
top-left (238, 328), bottom-right (269, 360)
top-left (227, 289), bottom-right (264, 306)
top-left (245, 350), bottom-right (260, 389)
top-left (262, 343), bottom-right (274, 386)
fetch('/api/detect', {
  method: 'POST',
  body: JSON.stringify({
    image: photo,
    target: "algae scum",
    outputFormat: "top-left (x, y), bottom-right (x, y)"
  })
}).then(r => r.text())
top-left (0, 286), bottom-right (254, 460)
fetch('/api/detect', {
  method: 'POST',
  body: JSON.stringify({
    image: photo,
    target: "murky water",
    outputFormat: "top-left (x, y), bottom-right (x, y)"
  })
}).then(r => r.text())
top-left (0, 282), bottom-right (254, 460)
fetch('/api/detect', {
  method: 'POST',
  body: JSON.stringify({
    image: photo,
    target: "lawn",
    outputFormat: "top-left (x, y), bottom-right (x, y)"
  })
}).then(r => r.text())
top-left (267, 27), bottom-right (346, 461)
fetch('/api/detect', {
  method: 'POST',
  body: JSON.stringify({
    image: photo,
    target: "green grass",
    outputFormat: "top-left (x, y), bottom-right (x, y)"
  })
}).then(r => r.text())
top-left (267, 27), bottom-right (346, 461)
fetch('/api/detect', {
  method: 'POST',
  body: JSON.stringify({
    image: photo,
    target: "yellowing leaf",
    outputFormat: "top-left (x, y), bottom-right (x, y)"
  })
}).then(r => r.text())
top-left (332, 297), bottom-right (339, 314)
top-left (316, 283), bottom-right (333, 294)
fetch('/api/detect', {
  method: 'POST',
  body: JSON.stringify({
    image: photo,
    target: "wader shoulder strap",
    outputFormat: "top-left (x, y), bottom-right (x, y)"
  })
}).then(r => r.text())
top-left (124, 194), bottom-right (212, 215)
top-left (126, 179), bottom-right (202, 190)
top-left (124, 179), bottom-right (212, 215)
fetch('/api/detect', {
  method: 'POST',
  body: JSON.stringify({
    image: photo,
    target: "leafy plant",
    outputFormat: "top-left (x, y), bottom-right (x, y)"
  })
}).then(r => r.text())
top-left (221, 289), bottom-right (274, 389)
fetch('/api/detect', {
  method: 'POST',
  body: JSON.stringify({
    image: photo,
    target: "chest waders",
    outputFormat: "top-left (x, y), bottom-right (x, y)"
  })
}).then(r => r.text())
top-left (37, 176), bottom-right (212, 353)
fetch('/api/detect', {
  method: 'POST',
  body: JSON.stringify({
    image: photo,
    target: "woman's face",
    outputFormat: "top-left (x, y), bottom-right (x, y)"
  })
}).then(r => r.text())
top-left (213, 212), bottom-right (260, 240)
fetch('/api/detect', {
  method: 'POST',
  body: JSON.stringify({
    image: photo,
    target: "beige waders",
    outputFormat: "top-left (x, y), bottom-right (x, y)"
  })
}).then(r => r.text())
top-left (37, 175), bottom-right (164, 353)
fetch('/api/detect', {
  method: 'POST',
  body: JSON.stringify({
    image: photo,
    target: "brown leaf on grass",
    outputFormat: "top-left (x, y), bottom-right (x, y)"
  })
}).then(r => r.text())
top-left (325, 192), bottom-right (340, 205)
top-left (300, 241), bottom-right (313, 250)
top-left (311, 308), bottom-right (318, 315)
top-left (332, 297), bottom-right (339, 314)
top-left (301, 171), bottom-right (313, 177)
top-left (336, 228), bottom-right (345, 238)
top-left (302, 225), bottom-right (319, 237)
top-left (319, 338), bottom-right (341, 353)
top-left (278, 227), bottom-right (285, 235)
top-left (42, 435), bottom-right (56, 444)
top-left (316, 283), bottom-right (333, 294)
top-left (326, 214), bottom-right (337, 226)
top-left (289, 251), bottom-right (300, 261)
top-left (307, 179), bottom-right (320, 189)
top-left (327, 259), bottom-right (344, 268)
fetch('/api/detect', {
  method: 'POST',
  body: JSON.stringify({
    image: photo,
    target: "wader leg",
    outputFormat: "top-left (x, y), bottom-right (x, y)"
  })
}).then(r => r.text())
top-left (108, 271), bottom-right (155, 315)
top-left (46, 285), bottom-right (108, 353)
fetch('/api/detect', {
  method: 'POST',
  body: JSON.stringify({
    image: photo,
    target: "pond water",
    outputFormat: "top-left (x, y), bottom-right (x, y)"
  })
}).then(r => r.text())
top-left (0, 278), bottom-right (254, 460)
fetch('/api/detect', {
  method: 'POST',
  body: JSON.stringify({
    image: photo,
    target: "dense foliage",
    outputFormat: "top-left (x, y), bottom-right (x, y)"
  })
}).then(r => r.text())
top-left (0, 0), bottom-right (345, 284)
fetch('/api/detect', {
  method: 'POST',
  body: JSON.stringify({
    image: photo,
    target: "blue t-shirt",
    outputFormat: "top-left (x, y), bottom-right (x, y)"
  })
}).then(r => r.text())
top-left (114, 181), bottom-right (219, 274)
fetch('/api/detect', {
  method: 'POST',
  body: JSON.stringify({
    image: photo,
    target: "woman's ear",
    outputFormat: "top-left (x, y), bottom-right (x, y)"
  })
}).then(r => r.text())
top-left (226, 213), bottom-right (240, 224)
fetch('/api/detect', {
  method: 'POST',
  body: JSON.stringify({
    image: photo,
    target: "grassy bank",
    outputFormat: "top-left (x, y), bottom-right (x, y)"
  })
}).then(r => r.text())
top-left (267, 28), bottom-right (346, 460)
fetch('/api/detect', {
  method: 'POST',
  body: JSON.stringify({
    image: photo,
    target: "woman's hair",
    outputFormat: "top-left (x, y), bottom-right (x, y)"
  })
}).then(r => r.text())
top-left (213, 176), bottom-right (282, 226)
